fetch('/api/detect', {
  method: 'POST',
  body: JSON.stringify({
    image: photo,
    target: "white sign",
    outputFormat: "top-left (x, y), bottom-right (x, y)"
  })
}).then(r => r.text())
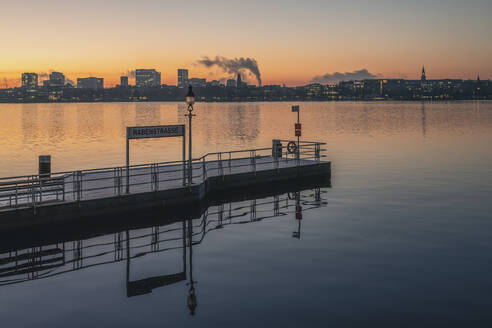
top-left (127, 125), bottom-right (185, 139)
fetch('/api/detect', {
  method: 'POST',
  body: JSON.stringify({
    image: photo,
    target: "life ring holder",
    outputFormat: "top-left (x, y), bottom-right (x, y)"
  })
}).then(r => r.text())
top-left (287, 141), bottom-right (297, 154)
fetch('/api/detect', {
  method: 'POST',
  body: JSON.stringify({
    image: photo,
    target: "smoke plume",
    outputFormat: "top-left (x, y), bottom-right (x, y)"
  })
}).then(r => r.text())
top-left (197, 56), bottom-right (262, 86)
top-left (124, 70), bottom-right (136, 79)
top-left (311, 69), bottom-right (380, 84)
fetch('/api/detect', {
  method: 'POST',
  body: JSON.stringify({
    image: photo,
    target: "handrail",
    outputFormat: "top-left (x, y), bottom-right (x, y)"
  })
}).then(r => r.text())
top-left (0, 140), bottom-right (327, 211)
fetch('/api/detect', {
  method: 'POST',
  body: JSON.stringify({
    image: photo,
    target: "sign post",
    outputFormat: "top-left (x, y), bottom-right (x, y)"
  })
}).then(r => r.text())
top-left (292, 105), bottom-right (301, 159)
top-left (126, 125), bottom-right (186, 193)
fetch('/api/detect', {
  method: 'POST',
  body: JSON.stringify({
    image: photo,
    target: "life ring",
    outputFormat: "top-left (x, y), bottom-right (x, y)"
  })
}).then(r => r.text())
top-left (287, 141), bottom-right (297, 154)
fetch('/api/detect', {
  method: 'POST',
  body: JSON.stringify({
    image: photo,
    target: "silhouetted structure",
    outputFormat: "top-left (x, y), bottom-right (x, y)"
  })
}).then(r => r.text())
top-left (1, 67), bottom-right (491, 102)
top-left (120, 76), bottom-right (129, 87)
top-left (43, 72), bottom-right (65, 87)
top-left (136, 69), bottom-right (161, 88)
top-left (77, 77), bottom-right (104, 90)
top-left (21, 73), bottom-right (38, 90)
top-left (177, 69), bottom-right (189, 88)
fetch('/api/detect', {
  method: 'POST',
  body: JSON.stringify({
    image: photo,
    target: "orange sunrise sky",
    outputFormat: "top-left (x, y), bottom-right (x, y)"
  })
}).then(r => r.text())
top-left (1, 0), bottom-right (491, 87)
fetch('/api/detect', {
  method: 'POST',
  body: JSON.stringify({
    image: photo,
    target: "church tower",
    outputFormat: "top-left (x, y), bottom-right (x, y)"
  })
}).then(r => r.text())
top-left (237, 73), bottom-right (242, 88)
top-left (421, 66), bottom-right (426, 82)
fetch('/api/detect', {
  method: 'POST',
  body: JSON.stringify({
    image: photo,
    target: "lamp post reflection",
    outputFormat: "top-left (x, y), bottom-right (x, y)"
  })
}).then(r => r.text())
top-left (186, 218), bottom-right (197, 315)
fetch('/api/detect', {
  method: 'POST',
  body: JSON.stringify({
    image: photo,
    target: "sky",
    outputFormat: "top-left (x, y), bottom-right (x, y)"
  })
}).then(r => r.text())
top-left (0, 0), bottom-right (491, 87)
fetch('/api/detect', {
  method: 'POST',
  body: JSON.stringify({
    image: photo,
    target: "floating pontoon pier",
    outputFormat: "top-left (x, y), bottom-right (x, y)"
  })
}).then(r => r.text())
top-left (0, 140), bottom-right (330, 230)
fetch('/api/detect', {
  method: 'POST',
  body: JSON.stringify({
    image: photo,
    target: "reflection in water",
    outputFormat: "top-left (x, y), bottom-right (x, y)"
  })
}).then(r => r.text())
top-left (0, 187), bottom-right (327, 315)
top-left (76, 104), bottom-right (104, 140)
top-left (135, 103), bottom-right (161, 126)
top-left (226, 103), bottom-right (260, 143)
top-left (421, 102), bottom-right (426, 137)
top-left (21, 104), bottom-right (39, 144)
top-left (119, 106), bottom-right (133, 136)
top-left (177, 103), bottom-right (188, 125)
top-left (2, 101), bottom-right (492, 176)
top-left (48, 105), bottom-right (65, 143)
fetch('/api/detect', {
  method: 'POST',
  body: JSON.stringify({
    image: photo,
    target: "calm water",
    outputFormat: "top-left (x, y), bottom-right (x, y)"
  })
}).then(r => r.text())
top-left (1, 101), bottom-right (492, 327)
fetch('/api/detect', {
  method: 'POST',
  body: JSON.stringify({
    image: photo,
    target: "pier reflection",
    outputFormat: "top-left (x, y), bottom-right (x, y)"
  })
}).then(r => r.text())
top-left (0, 186), bottom-right (328, 315)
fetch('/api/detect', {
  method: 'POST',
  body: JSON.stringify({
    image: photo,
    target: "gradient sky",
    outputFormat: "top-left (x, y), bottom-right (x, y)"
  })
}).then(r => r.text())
top-left (0, 0), bottom-right (491, 87)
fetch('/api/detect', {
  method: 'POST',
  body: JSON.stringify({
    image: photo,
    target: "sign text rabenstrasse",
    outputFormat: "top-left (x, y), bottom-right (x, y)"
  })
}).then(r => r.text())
top-left (127, 125), bottom-right (185, 139)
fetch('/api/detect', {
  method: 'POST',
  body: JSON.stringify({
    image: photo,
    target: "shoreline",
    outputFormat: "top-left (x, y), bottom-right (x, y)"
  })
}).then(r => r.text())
top-left (1, 98), bottom-right (491, 104)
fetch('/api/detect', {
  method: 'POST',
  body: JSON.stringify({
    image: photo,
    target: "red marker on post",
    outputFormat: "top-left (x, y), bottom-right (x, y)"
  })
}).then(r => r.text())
top-left (295, 123), bottom-right (301, 137)
top-left (292, 105), bottom-right (301, 158)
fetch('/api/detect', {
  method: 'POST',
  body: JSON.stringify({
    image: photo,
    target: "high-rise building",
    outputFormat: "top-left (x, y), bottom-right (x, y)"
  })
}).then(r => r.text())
top-left (135, 69), bottom-right (161, 87)
top-left (77, 77), bottom-right (104, 90)
top-left (177, 69), bottom-right (189, 87)
top-left (421, 66), bottom-right (426, 82)
top-left (120, 76), bottom-right (129, 87)
top-left (21, 73), bottom-right (38, 89)
top-left (49, 72), bottom-right (65, 86)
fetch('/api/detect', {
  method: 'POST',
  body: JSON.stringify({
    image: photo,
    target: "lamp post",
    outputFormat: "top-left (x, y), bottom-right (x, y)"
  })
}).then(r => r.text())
top-left (185, 85), bottom-right (196, 184)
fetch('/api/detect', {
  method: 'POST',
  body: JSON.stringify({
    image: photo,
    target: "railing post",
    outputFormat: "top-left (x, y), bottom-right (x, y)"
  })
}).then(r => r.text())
top-left (218, 153), bottom-right (223, 178)
top-left (79, 171), bottom-right (83, 201)
top-left (297, 143), bottom-right (300, 167)
top-left (113, 168), bottom-right (117, 194)
top-left (76, 170), bottom-right (81, 206)
top-left (155, 164), bottom-right (159, 191)
top-left (202, 156), bottom-right (206, 181)
top-left (118, 167), bottom-right (122, 196)
top-left (31, 175), bottom-right (36, 215)
top-left (39, 174), bottom-right (43, 203)
top-left (315, 143), bottom-right (321, 163)
top-left (15, 183), bottom-right (18, 208)
top-left (251, 151), bottom-right (256, 175)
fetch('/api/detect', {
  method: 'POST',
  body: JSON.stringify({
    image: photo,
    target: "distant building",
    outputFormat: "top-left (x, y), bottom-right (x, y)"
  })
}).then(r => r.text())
top-left (42, 72), bottom-right (65, 87)
top-left (120, 76), bottom-right (129, 87)
top-left (226, 79), bottom-right (236, 87)
top-left (177, 69), bottom-right (189, 87)
top-left (136, 69), bottom-right (161, 87)
top-left (77, 77), bottom-right (104, 90)
top-left (207, 80), bottom-right (220, 87)
top-left (236, 73), bottom-right (247, 88)
top-left (21, 73), bottom-right (38, 89)
top-left (189, 78), bottom-right (206, 88)
top-left (50, 72), bottom-right (65, 86)
top-left (421, 66), bottom-right (427, 82)
top-left (237, 73), bottom-right (242, 88)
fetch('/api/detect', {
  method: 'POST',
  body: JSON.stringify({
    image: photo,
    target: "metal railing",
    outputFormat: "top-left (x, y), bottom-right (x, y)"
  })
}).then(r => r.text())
top-left (0, 140), bottom-right (326, 213)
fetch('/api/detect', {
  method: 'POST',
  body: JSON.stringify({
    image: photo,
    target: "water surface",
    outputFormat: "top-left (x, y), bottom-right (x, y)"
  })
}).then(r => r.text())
top-left (0, 101), bottom-right (491, 327)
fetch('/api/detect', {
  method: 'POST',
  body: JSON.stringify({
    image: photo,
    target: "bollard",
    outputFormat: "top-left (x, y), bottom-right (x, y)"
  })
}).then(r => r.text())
top-left (272, 140), bottom-right (283, 159)
top-left (39, 155), bottom-right (51, 179)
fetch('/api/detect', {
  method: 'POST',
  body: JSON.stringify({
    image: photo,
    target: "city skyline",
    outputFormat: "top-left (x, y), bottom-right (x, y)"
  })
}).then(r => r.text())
top-left (3, 64), bottom-right (491, 91)
top-left (1, 0), bottom-right (491, 87)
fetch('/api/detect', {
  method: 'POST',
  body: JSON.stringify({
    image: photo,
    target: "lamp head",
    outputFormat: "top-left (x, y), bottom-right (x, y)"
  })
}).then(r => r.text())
top-left (186, 85), bottom-right (195, 108)
top-left (187, 287), bottom-right (197, 315)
